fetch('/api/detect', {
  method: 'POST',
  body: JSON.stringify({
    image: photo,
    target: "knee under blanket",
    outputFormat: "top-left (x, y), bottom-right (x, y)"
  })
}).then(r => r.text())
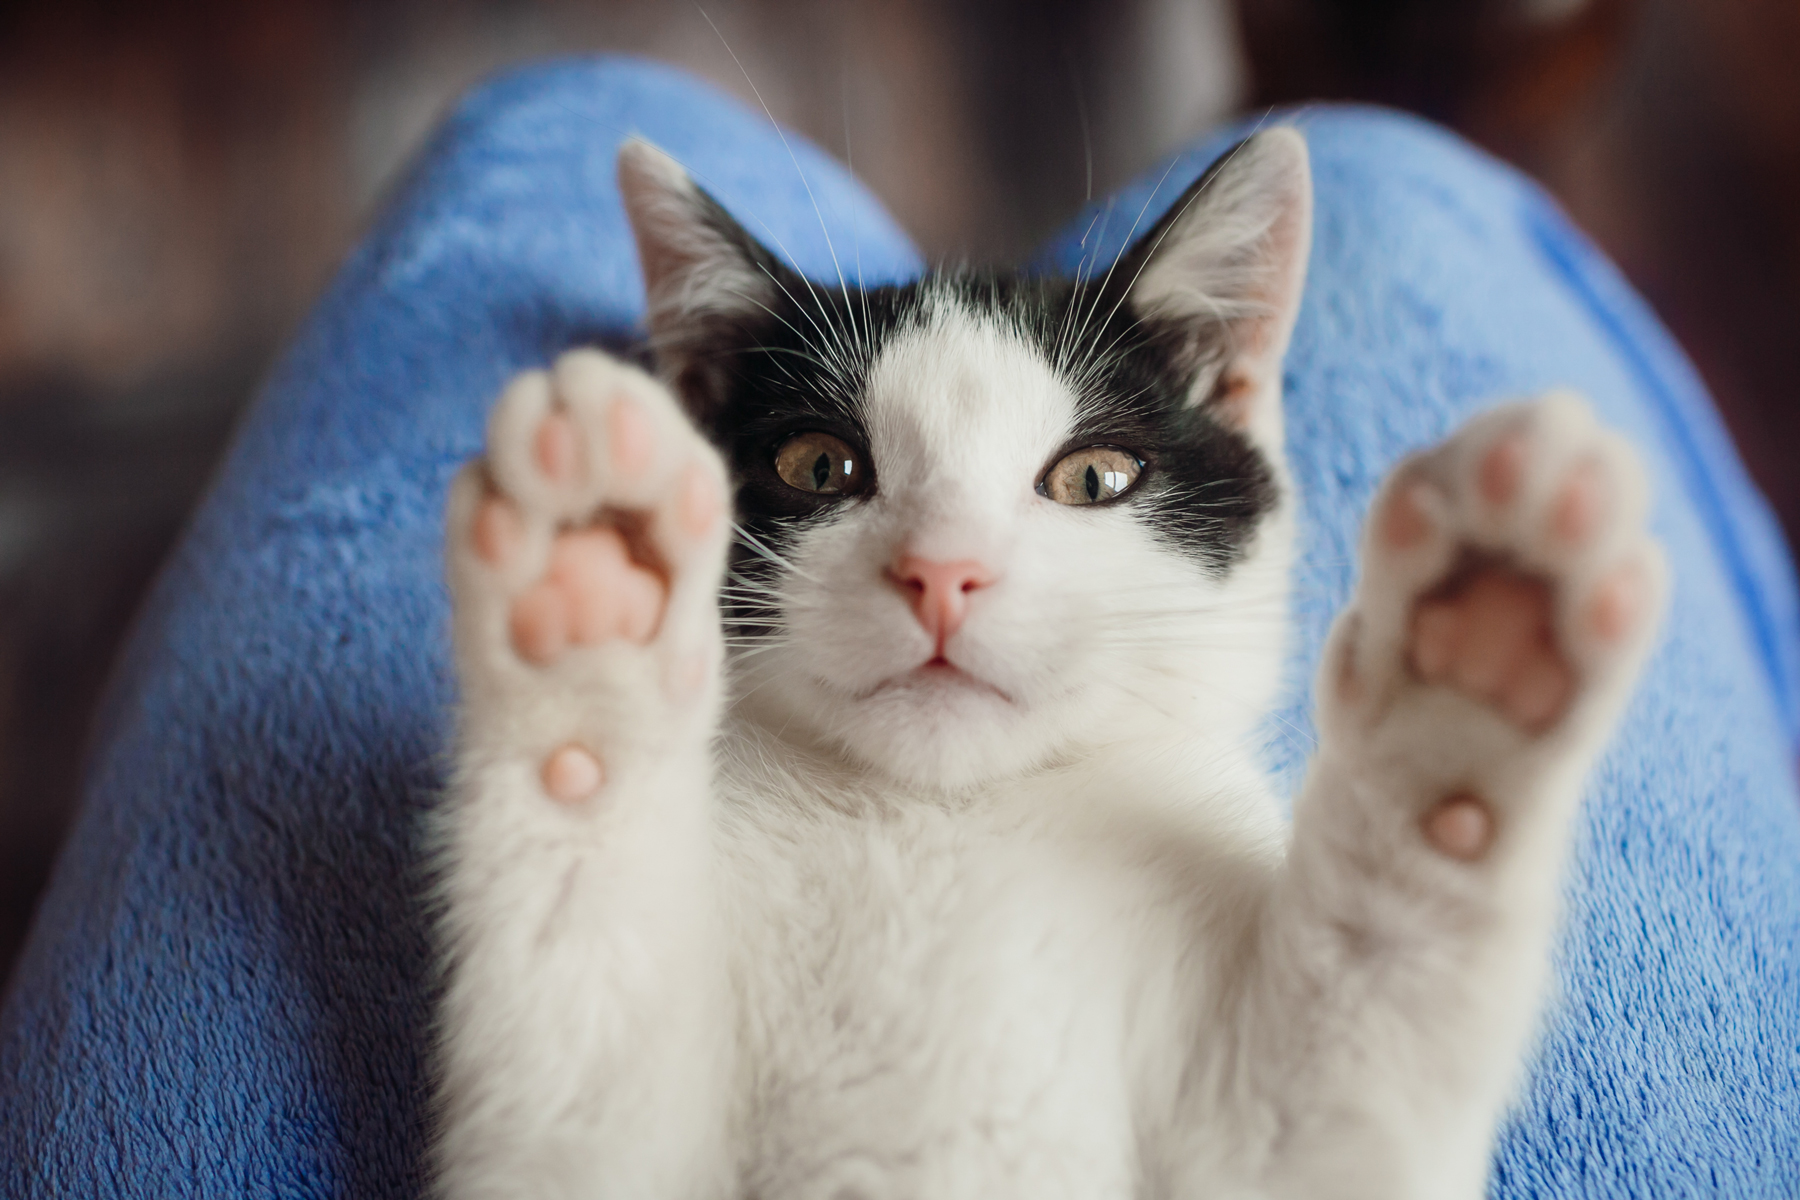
top-left (1, 57), bottom-right (1795, 1198)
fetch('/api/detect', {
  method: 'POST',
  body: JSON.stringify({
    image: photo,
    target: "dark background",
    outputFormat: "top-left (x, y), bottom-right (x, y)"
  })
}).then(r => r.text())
top-left (3, 0), bottom-right (1797, 988)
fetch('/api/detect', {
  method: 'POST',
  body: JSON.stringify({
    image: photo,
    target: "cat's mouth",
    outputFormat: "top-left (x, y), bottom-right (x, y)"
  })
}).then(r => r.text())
top-left (858, 656), bottom-right (1015, 705)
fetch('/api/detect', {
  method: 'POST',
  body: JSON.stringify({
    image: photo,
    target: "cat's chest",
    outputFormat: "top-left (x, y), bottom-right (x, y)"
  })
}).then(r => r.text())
top-left (712, 783), bottom-right (1205, 1199)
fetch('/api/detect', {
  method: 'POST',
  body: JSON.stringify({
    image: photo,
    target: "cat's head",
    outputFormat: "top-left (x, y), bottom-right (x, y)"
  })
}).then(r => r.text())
top-left (618, 131), bottom-right (1312, 790)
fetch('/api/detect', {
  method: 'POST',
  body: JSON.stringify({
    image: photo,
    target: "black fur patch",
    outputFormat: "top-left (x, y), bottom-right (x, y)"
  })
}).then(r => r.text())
top-left (936, 269), bottom-right (1277, 574)
top-left (689, 276), bottom-right (908, 621)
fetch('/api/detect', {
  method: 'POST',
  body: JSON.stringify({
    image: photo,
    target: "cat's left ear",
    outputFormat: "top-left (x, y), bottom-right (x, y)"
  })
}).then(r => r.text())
top-left (617, 138), bottom-right (796, 421)
top-left (1119, 128), bottom-right (1311, 444)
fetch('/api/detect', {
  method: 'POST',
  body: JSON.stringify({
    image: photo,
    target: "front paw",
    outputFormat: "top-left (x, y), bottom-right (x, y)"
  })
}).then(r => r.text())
top-left (1321, 391), bottom-right (1667, 858)
top-left (446, 350), bottom-right (730, 802)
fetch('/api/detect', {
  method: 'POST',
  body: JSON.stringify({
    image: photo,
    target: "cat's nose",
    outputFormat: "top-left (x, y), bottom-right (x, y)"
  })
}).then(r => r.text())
top-left (888, 555), bottom-right (997, 646)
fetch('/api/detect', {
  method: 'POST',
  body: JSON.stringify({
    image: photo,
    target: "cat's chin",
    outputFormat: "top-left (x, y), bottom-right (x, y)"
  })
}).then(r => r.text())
top-left (730, 657), bottom-right (1054, 790)
top-left (814, 664), bottom-right (1067, 791)
top-left (858, 659), bottom-right (1014, 705)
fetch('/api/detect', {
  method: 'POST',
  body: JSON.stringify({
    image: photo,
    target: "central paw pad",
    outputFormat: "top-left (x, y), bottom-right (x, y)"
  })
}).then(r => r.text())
top-left (505, 525), bottom-right (668, 663)
top-left (1410, 566), bottom-right (1569, 733)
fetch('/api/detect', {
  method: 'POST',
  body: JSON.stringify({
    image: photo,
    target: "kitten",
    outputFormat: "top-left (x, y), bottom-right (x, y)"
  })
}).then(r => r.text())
top-left (429, 129), bottom-right (1665, 1199)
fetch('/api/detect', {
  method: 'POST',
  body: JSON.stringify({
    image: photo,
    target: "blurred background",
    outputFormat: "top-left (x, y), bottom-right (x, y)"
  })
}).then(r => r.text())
top-left (2, 0), bottom-right (1797, 986)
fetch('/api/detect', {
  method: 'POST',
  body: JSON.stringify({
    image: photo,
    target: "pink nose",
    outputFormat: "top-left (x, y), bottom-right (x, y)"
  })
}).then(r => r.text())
top-left (888, 555), bottom-right (996, 647)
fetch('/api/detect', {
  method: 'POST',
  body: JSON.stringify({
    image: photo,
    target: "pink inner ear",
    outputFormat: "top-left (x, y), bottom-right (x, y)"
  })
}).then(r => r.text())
top-left (1212, 370), bottom-right (1260, 430)
top-left (1130, 130), bottom-right (1310, 437)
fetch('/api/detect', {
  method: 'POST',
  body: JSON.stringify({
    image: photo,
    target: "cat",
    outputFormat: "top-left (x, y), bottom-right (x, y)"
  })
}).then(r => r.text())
top-left (428, 128), bottom-right (1666, 1199)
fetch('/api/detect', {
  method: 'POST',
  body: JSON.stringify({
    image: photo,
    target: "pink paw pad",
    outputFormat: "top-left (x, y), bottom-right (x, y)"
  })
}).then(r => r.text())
top-left (534, 411), bottom-right (581, 484)
top-left (1410, 601), bottom-right (1466, 680)
top-left (1504, 653), bottom-right (1573, 730)
top-left (1422, 793), bottom-right (1494, 861)
top-left (542, 743), bottom-right (603, 803)
top-left (1587, 563), bottom-right (1643, 643)
top-left (1380, 482), bottom-right (1432, 551)
top-left (472, 494), bottom-right (523, 567)
top-left (1551, 461), bottom-right (1604, 545)
top-left (1478, 434), bottom-right (1525, 507)
top-left (510, 582), bottom-right (570, 665)
top-left (546, 527), bottom-right (667, 646)
top-left (608, 398), bottom-right (654, 480)
top-left (1410, 568), bottom-right (1573, 733)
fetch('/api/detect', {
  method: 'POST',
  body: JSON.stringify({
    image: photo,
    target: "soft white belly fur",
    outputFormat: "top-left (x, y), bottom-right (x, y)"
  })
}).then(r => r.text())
top-left (712, 730), bottom-right (1284, 1199)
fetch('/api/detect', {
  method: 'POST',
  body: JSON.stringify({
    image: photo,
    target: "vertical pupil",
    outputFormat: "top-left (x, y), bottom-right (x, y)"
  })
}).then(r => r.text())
top-left (1084, 464), bottom-right (1100, 502)
top-left (812, 451), bottom-right (832, 490)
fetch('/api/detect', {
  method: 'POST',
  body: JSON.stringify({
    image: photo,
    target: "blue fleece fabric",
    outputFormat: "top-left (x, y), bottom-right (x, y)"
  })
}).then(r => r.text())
top-left (1, 58), bottom-right (1795, 1198)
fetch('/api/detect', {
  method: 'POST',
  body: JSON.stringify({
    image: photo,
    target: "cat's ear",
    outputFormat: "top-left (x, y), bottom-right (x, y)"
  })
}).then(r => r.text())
top-left (617, 138), bottom-right (792, 418)
top-left (1119, 128), bottom-right (1311, 441)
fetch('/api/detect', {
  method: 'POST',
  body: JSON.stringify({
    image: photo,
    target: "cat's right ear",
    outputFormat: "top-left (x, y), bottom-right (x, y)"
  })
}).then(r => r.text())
top-left (617, 139), bottom-right (792, 420)
top-left (1116, 128), bottom-right (1312, 449)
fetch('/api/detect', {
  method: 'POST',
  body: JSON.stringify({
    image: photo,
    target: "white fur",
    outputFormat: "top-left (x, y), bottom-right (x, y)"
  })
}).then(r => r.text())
top-left (428, 134), bottom-right (1665, 1199)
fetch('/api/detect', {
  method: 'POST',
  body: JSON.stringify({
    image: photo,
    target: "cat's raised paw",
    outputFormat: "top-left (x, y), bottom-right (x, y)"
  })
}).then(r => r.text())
top-left (446, 350), bottom-right (731, 783)
top-left (1332, 391), bottom-right (1667, 750)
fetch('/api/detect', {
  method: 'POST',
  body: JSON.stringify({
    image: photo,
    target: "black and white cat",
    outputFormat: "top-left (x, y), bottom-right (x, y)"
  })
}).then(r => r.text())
top-left (430, 129), bottom-right (1665, 1199)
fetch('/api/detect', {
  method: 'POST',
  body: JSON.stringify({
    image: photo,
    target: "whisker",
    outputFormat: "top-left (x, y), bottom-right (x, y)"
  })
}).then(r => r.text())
top-left (732, 524), bottom-right (822, 585)
top-left (1069, 113), bottom-right (1282, 390)
top-left (1063, 157), bottom-right (1182, 374)
top-left (695, 6), bottom-right (864, 374)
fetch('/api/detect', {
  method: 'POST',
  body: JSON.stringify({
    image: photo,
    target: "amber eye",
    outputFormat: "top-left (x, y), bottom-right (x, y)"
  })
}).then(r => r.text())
top-left (1041, 446), bottom-right (1142, 505)
top-left (774, 431), bottom-right (864, 496)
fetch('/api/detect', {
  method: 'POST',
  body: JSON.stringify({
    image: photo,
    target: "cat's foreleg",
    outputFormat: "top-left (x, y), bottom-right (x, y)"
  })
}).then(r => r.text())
top-left (1251, 393), bottom-right (1666, 1198)
top-left (433, 350), bottom-right (735, 1199)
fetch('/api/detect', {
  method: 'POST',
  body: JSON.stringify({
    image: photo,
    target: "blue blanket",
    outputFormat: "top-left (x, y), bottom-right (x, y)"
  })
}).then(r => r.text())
top-left (2, 58), bottom-right (1795, 1198)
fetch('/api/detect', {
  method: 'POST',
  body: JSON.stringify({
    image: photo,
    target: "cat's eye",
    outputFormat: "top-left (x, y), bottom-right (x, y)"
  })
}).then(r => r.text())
top-left (774, 431), bottom-right (865, 496)
top-left (1040, 446), bottom-right (1142, 506)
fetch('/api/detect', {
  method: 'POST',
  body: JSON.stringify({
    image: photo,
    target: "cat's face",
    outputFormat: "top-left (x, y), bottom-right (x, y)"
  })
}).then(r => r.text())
top-left (619, 132), bottom-right (1312, 789)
